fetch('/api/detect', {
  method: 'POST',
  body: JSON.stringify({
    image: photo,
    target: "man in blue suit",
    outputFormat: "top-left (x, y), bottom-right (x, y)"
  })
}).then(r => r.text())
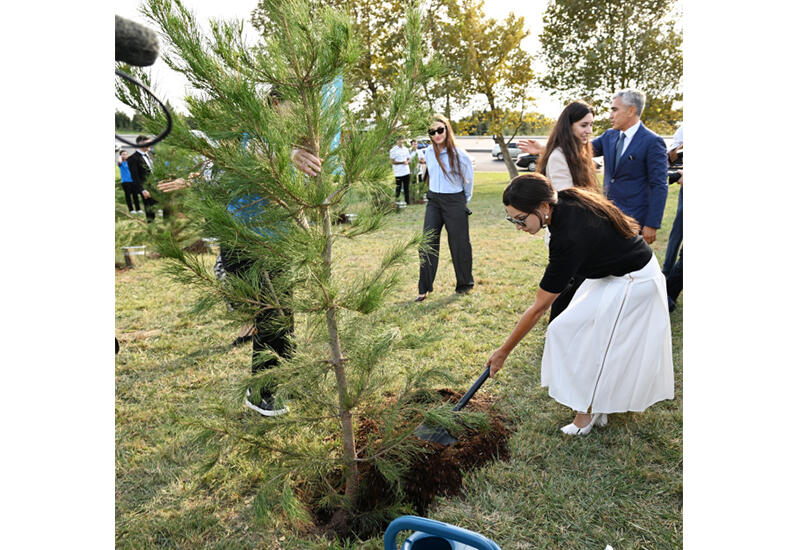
top-left (592, 89), bottom-right (668, 244)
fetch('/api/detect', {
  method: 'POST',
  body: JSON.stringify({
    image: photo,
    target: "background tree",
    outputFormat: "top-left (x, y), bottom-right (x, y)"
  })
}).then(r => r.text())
top-left (538, 0), bottom-right (683, 131)
top-left (455, 0), bottom-right (535, 177)
top-left (452, 109), bottom-right (554, 136)
top-left (118, 0), bottom-right (474, 535)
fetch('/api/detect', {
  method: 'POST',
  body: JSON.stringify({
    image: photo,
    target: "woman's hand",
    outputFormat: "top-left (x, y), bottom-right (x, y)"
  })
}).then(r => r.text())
top-left (486, 348), bottom-right (509, 378)
top-left (291, 148), bottom-right (323, 177)
top-left (518, 139), bottom-right (544, 155)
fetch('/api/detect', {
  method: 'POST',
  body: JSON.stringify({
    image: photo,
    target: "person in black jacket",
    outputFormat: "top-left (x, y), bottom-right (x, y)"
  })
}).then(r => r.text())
top-left (126, 135), bottom-right (167, 223)
top-left (486, 173), bottom-right (674, 436)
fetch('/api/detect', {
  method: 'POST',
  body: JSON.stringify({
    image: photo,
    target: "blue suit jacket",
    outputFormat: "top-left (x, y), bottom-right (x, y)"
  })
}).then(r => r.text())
top-left (592, 123), bottom-right (668, 229)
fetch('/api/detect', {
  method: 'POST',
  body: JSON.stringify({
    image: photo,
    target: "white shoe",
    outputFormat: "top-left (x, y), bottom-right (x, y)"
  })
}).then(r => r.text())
top-left (129, 210), bottom-right (136, 214)
top-left (561, 413), bottom-right (607, 435)
top-left (245, 389), bottom-right (289, 417)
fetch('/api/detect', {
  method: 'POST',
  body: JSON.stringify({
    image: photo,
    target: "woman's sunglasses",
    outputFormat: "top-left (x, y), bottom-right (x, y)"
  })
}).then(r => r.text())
top-left (428, 127), bottom-right (446, 136)
top-left (505, 213), bottom-right (530, 226)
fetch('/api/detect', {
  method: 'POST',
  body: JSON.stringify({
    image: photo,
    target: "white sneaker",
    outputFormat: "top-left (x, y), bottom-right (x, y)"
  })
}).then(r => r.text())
top-left (245, 389), bottom-right (289, 417)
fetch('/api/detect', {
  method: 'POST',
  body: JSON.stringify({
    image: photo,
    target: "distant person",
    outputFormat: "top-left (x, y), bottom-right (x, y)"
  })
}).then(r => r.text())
top-left (416, 114), bottom-right (474, 302)
top-left (117, 150), bottom-right (143, 214)
top-left (126, 135), bottom-right (166, 223)
top-left (592, 89), bottom-right (668, 245)
top-left (487, 173), bottom-right (674, 435)
top-left (518, 100), bottom-right (601, 321)
top-left (410, 139), bottom-right (424, 184)
top-left (390, 137), bottom-right (411, 205)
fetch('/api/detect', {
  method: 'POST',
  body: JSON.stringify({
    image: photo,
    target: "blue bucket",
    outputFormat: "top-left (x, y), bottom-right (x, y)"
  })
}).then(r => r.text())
top-left (384, 516), bottom-right (501, 550)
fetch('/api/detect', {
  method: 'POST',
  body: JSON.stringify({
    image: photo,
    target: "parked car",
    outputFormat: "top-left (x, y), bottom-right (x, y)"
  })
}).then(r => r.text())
top-left (515, 153), bottom-right (539, 171)
top-left (491, 142), bottom-right (521, 161)
top-left (416, 139), bottom-right (431, 149)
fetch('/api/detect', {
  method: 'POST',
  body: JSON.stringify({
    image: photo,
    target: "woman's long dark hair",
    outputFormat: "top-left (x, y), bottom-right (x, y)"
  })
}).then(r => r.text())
top-left (537, 100), bottom-right (599, 192)
top-left (503, 173), bottom-right (639, 238)
top-left (431, 114), bottom-right (465, 184)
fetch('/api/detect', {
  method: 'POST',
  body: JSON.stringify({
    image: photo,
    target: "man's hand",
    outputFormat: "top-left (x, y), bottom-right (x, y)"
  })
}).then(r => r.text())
top-left (678, 169), bottom-right (683, 186)
top-left (291, 148), bottom-right (323, 177)
top-left (141, 190), bottom-right (151, 199)
top-left (518, 139), bottom-right (544, 155)
top-left (157, 178), bottom-right (190, 193)
top-left (642, 226), bottom-right (657, 244)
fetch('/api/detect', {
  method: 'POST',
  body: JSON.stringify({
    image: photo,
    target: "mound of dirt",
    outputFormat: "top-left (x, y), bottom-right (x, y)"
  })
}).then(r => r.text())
top-left (314, 389), bottom-right (511, 539)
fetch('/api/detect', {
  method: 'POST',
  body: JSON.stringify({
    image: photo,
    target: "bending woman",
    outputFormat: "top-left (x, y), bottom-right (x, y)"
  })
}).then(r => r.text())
top-left (518, 100), bottom-right (600, 320)
top-left (486, 173), bottom-right (673, 435)
top-left (415, 114), bottom-right (474, 301)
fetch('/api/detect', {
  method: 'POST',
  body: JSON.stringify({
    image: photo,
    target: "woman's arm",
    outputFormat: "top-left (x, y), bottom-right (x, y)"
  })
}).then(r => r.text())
top-left (486, 287), bottom-right (559, 377)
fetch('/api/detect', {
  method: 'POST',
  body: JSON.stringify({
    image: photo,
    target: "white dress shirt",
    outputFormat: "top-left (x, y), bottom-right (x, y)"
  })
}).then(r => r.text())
top-left (389, 145), bottom-right (411, 177)
top-left (618, 121), bottom-right (641, 157)
top-left (423, 145), bottom-right (474, 203)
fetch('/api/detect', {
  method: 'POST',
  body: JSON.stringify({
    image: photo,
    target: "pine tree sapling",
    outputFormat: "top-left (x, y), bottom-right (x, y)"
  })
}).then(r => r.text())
top-left (117, 0), bottom-right (461, 532)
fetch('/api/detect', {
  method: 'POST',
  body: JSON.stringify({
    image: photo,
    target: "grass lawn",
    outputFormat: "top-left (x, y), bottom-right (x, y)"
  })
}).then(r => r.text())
top-left (115, 172), bottom-right (682, 549)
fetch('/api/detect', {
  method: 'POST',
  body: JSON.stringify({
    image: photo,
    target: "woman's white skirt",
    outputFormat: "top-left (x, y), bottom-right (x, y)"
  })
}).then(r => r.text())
top-left (541, 254), bottom-right (674, 414)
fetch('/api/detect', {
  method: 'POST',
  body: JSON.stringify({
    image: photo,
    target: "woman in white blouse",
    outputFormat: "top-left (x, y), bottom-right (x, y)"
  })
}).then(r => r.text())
top-left (519, 100), bottom-right (599, 192)
top-left (518, 100), bottom-right (601, 320)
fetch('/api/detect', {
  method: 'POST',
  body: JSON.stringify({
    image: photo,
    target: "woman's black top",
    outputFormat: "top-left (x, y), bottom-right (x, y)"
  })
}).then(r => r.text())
top-left (539, 194), bottom-right (653, 294)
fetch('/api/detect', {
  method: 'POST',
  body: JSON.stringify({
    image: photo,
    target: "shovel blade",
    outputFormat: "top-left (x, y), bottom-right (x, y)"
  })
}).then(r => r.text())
top-left (414, 422), bottom-right (458, 446)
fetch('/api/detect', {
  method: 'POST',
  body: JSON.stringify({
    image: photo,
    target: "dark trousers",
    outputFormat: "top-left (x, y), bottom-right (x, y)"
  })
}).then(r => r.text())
top-left (549, 276), bottom-right (585, 322)
top-left (122, 182), bottom-right (141, 211)
top-left (220, 248), bottom-right (294, 394)
top-left (143, 195), bottom-right (171, 223)
top-left (395, 174), bottom-right (411, 204)
top-left (662, 186), bottom-right (683, 277)
top-left (418, 191), bottom-right (474, 294)
top-left (666, 246), bottom-right (683, 308)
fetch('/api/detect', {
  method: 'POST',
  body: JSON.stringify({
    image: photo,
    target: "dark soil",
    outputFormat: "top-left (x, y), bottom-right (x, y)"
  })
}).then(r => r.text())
top-left (183, 239), bottom-right (210, 254)
top-left (313, 389), bottom-right (511, 539)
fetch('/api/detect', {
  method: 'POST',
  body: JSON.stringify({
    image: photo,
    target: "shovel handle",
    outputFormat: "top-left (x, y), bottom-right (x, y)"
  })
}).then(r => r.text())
top-left (452, 367), bottom-right (491, 412)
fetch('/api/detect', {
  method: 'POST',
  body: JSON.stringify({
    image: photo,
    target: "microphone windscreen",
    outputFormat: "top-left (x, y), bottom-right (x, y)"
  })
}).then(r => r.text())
top-left (115, 15), bottom-right (160, 67)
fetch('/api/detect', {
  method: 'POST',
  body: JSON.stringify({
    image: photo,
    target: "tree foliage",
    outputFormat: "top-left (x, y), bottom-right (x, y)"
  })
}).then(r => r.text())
top-left (538, 0), bottom-right (682, 129)
top-left (452, 109), bottom-right (554, 136)
top-left (454, 0), bottom-right (535, 176)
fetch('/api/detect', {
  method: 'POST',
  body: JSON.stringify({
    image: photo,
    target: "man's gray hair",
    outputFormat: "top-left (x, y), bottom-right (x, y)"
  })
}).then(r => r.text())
top-left (613, 89), bottom-right (646, 117)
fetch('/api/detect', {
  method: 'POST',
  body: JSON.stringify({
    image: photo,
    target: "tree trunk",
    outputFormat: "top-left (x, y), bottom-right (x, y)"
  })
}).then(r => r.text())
top-left (494, 135), bottom-right (519, 179)
top-left (321, 205), bottom-right (359, 520)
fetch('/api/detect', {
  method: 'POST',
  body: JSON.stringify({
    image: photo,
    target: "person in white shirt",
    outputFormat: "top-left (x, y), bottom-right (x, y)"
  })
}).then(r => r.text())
top-left (389, 137), bottom-right (412, 204)
top-left (415, 114), bottom-right (474, 301)
top-left (409, 139), bottom-right (424, 184)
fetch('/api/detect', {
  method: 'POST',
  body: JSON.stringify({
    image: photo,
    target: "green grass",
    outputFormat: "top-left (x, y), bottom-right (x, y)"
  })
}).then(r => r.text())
top-left (115, 172), bottom-right (682, 549)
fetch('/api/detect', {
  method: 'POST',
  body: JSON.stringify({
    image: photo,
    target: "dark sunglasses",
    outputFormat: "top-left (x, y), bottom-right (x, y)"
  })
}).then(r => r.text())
top-left (505, 213), bottom-right (530, 226)
top-left (428, 127), bottom-right (446, 136)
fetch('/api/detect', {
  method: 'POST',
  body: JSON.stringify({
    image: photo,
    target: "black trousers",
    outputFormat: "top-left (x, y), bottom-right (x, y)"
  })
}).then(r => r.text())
top-left (122, 182), bottom-right (142, 211)
top-left (665, 245), bottom-right (683, 305)
top-left (395, 174), bottom-right (411, 204)
top-left (418, 191), bottom-right (474, 294)
top-left (220, 248), bottom-right (294, 392)
top-left (143, 195), bottom-right (171, 223)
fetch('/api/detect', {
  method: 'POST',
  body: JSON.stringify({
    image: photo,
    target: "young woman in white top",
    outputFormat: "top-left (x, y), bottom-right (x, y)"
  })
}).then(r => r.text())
top-left (519, 100), bottom-right (599, 193)
top-left (518, 100), bottom-right (600, 320)
top-left (415, 114), bottom-right (474, 301)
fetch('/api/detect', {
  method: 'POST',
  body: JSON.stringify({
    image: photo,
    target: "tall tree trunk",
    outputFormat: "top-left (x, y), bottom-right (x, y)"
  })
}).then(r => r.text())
top-left (321, 204), bottom-right (359, 525)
